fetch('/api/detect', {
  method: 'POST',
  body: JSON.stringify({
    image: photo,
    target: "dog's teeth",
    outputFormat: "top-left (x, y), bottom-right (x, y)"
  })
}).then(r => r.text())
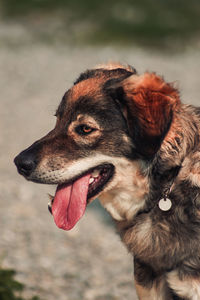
top-left (48, 193), bottom-right (54, 200)
top-left (48, 193), bottom-right (54, 204)
top-left (89, 177), bottom-right (95, 184)
top-left (92, 170), bottom-right (100, 178)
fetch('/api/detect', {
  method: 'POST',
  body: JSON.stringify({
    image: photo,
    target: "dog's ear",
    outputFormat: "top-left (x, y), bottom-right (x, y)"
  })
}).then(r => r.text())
top-left (105, 72), bottom-right (181, 159)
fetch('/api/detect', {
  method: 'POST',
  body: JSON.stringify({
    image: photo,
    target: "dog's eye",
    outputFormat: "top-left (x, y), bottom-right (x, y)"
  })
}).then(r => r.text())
top-left (75, 124), bottom-right (95, 136)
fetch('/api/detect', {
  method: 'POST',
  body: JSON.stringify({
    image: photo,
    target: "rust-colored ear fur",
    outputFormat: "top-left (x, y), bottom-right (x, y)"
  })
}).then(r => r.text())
top-left (105, 72), bottom-right (181, 158)
top-left (122, 73), bottom-right (181, 158)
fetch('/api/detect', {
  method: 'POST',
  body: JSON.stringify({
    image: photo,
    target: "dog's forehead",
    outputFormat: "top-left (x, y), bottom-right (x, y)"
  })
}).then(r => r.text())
top-left (56, 76), bottom-right (110, 118)
top-left (71, 76), bottom-right (104, 100)
top-left (56, 66), bottom-right (135, 119)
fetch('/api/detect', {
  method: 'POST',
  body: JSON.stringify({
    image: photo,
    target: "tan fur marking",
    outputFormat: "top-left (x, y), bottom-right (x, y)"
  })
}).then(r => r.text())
top-left (167, 271), bottom-right (200, 300)
top-left (70, 77), bottom-right (103, 101)
top-left (96, 62), bottom-right (135, 73)
top-left (99, 160), bottom-right (148, 221)
top-left (68, 114), bottom-right (102, 145)
top-left (179, 152), bottom-right (200, 187)
top-left (71, 62), bottom-right (135, 101)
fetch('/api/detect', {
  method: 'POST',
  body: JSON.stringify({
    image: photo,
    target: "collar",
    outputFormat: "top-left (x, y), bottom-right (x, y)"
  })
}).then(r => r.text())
top-left (140, 165), bottom-right (182, 215)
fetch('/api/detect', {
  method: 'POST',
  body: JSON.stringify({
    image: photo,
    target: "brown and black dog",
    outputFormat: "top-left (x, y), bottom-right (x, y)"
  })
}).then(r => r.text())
top-left (14, 63), bottom-right (200, 300)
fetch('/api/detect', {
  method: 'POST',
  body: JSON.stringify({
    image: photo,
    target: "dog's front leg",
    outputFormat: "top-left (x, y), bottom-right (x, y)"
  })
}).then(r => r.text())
top-left (134, 280), bottom-right (152, 300)
top-left (134, 279), bottom-right (174, 300)
top-left (134, 259), bottom-right (173, 300)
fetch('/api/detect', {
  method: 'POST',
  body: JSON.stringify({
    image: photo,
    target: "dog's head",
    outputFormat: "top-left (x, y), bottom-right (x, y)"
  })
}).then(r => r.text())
top-left (14, 63), bottom-right (180, 230)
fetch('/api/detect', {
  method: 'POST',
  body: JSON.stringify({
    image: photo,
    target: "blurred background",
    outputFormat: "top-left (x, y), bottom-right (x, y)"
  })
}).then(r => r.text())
top-left (1, 0), bottom-right (200, 48)
top-left (0, 1), bottom-right (200, 300)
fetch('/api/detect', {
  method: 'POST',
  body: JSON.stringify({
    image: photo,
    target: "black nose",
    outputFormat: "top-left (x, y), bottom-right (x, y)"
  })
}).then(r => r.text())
top-left (14, 150), bottom-right (37, 177)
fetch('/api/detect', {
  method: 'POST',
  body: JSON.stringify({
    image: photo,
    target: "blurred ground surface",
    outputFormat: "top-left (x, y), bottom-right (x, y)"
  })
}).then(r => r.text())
top-left (0, 39), bottom-right (200, 300)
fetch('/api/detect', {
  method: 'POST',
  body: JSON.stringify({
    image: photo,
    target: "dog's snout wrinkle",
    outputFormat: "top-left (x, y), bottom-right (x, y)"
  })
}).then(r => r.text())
top-left (14, 151), bottom-right (37, 178)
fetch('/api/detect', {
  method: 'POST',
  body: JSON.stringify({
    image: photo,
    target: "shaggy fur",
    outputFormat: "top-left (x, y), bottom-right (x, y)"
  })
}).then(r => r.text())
top-left (14, 63), bottom-right (200, 300)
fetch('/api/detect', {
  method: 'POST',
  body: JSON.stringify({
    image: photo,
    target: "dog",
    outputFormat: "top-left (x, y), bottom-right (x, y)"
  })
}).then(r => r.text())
top-left (14, 63), bottom-right (200, 300)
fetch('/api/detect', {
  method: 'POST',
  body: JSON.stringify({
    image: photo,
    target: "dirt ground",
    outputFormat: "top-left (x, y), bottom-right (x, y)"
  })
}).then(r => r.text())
top-left (0, 39), bottom-right (200, 300)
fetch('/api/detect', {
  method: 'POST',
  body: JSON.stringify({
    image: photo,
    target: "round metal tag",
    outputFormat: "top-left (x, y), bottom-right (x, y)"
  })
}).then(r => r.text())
top-left (158, 198), bottom-right (172, 211)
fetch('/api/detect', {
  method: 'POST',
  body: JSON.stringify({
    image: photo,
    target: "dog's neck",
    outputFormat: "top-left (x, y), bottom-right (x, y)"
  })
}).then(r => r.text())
top-left (99, 159), bottom-right (149, 222)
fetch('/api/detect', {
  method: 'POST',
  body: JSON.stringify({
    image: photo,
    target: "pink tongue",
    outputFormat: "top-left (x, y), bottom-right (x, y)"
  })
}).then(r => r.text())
top-left (52, 174), bottom-right (91, 230)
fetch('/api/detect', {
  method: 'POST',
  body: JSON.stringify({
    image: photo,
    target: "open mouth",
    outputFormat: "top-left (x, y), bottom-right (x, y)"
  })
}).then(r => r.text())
top-left (48, 164), bottom-right (114, 231)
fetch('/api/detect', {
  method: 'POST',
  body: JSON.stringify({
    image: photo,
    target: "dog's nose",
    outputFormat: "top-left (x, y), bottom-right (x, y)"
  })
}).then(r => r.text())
top-left (14, 151), bottom-right (37, 177)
